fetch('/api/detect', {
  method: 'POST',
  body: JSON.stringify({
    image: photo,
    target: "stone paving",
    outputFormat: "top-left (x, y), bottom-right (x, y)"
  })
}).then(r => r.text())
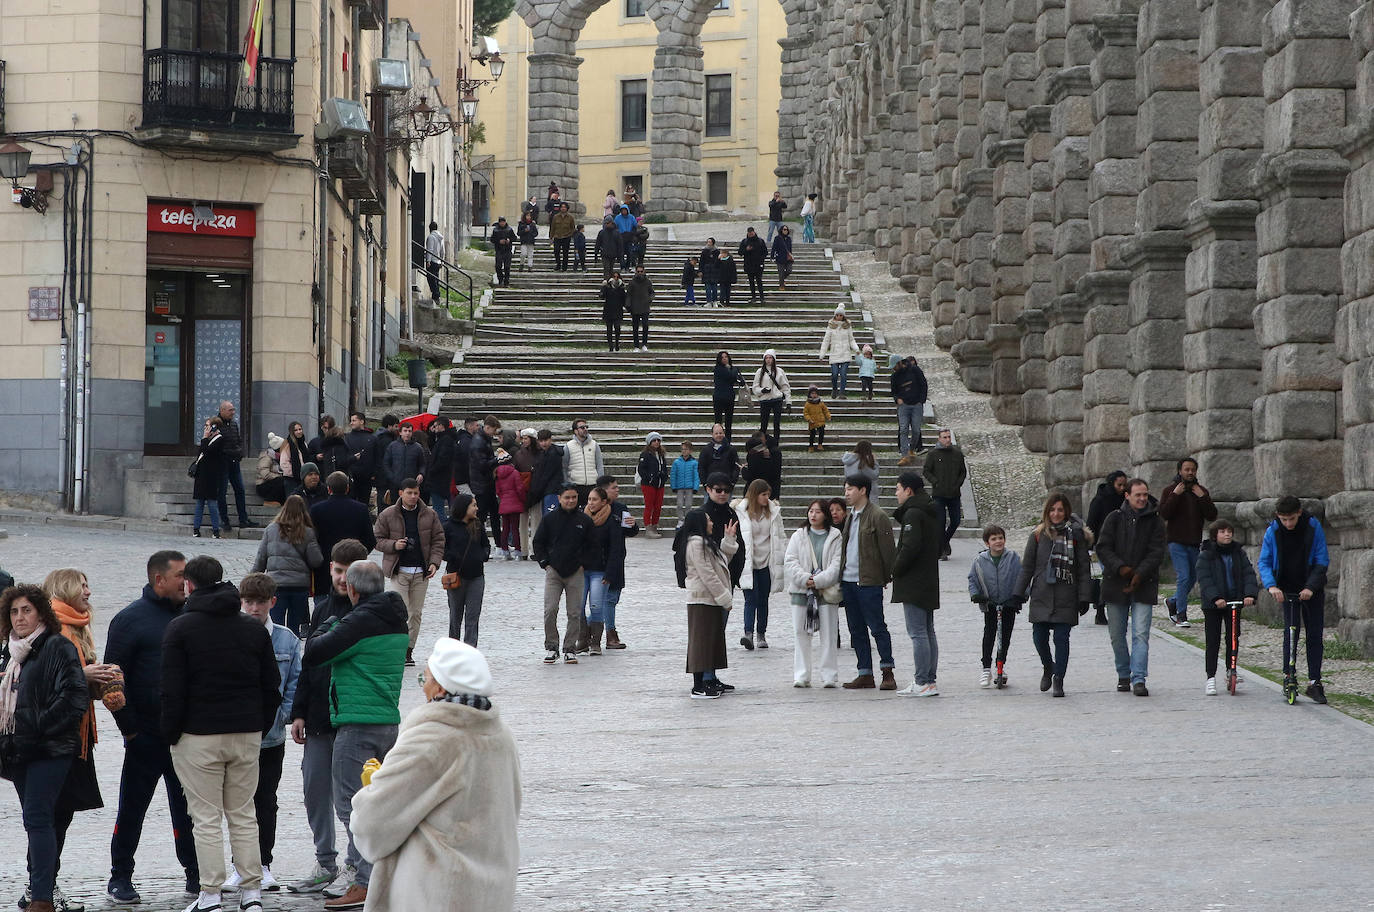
top-left (1, 521), bottom-right (1371, 911)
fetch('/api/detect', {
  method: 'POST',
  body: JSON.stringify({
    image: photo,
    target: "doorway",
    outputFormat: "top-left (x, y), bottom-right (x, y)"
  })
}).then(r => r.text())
top-left (144, 270), bottom-right (250, 453)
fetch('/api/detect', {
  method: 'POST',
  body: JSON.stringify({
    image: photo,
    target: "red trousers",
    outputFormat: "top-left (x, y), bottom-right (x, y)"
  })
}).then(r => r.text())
top-left (641, 485), bottom-right (665, 527)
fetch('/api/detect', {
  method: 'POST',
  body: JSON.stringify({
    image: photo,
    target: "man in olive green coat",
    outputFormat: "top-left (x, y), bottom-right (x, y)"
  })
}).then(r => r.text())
top-left (839, 474), bottom-right (898, 690)
top-left (922, 428), bottom-right (967, 560)
top-left (891, 471), bottom-right (942, 695)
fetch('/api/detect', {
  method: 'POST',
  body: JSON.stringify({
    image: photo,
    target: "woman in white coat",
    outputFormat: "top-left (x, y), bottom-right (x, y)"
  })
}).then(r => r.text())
top-left (784, 499), bottom-right (844, 687)
top-left (752, 349), bottom-right (792, 442)
top-left (818, 304), bottom-right (860, 398)
top-left (734, 478), bottom-right (785, 651)
top-left (350, 638), bottom-right (521, 912)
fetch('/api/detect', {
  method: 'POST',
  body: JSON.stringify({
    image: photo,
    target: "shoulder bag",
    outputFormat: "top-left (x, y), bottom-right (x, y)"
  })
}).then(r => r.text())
top-left (440, 534), bottom-right (473, 590)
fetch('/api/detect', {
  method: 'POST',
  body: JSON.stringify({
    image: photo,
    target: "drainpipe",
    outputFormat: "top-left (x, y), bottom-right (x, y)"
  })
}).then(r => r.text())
top-left (378, 0), bottom-right (391, 359)
top-left (316, 0), bottom-right (330, 420)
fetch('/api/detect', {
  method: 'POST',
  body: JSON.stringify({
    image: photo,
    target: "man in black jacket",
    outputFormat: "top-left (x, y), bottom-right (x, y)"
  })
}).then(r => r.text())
top-left (216, 401), bottom-right (256, 531)
top-left (309, 473), bottom-right (378, 601)
top-left (425, 417), bottom-right (459, 523)
top-left (382, 422), bottom-right (426, 504)
top-left (105, 550), bottom-right (199, 904)
top-left (491, 217), bottom-right (516, 286)
top-left (595, 218), bottom-right (622, 278)
top-left (451, 416), bottom-right (478, 494)
top-left (1096, 479), bottom-right (1168, 696)
top-left (287, 538), bottom-right (370, 895)
top-left (343, 412), bottom-right (375, 509)
top-left (766, 191), bottom-right (788, 244)
top-left (892, 356), bottom-right (929, 465)
top-left (366, 415), bottom-right (399, 511)
top-left (162, 555), bottom-right (280, 911)
top-left (532, 485), bottom-right (594, 663)
top-left (468, 416), bottom-right (502, 542)
top-left (738, 228), bottom-right (769, 304)
top-left (697, 424), bottom-right (740, 499)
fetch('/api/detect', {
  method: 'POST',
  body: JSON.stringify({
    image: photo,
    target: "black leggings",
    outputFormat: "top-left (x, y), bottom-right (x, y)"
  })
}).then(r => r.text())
top-left (604, 319), bottom-right (622, 350)
top-left (713, 396), bottom-right (736, 437)
top-left (759, 399), bottom-right (783, 439)
top-left (809, 425), bottom-right (826, 446)
top-left (981, 605), bottom-right (1016, 667)
top-left (1203, 606), bottom-right (1240, 679)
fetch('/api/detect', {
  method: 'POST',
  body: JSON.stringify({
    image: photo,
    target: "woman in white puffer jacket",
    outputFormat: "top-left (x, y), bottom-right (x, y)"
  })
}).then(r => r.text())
top-left (783, 498), bottom-right (844, 687)
top-left (732, 479), bottom-right (785, 651)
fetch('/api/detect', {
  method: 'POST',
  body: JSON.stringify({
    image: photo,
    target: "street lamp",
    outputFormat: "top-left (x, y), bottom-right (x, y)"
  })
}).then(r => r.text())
top-left (461, 91), bottom-right (478, 125)
top-left (0, 139), bottom-right (32, 185)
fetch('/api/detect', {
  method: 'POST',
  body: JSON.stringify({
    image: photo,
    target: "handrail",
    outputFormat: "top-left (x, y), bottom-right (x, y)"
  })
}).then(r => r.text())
top-left (414, 239), bottom-right (475, 320)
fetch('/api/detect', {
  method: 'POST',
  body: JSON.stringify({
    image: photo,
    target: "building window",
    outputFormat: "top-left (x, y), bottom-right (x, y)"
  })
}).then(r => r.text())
top-left (713, 0), bottom-right (729, 8)
top-left (705, 74), bottom-right (731, 137)
top-left (623, 175), bottom-right (643, 198)
top-left (625, 0), bottom-right (646, 15)
top-left (621, 79), bottom-right (647, 142)
top-left (707, 171), bottom-right (728, 207)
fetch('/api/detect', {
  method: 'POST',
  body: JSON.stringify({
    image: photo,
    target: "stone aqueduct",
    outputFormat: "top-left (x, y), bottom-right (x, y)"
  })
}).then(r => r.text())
top-left (512, 0), bottom-right (1374, 646)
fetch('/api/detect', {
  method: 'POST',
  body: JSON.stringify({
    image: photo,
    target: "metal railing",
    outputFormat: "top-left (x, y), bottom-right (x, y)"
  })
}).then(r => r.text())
top-left (414, 240), bottom-right (476, 320)
top-left (143, 49), bottom-right (294, 132)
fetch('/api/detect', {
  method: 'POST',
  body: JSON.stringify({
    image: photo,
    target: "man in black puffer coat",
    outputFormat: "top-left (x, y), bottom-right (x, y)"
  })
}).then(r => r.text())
top-left (161, 555), bottom-right (280, 902)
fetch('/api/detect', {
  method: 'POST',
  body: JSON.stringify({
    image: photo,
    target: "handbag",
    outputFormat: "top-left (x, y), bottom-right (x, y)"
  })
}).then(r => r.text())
top-left (804, 591), bottom-right (821, 634)
top-left (187, 455), bottom-right (202, 478)
top-left (441, 534), bottom-right (473, 590)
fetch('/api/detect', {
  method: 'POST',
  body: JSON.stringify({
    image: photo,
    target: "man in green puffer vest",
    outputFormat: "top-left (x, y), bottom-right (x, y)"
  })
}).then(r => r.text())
top-left (302, 560), bottom-right (408, 911)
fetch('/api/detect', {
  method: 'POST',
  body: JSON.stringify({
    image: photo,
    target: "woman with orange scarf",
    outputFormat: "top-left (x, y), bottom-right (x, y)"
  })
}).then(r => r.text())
top-left (40, 569), bottom-right (122, 909)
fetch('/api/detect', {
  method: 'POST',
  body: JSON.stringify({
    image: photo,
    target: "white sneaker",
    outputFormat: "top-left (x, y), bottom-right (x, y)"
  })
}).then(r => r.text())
top-left (979, 668), bottom-right (992, 688)
top-left (821, 680), bottom-right (838, 688)
top-left (916, 683), bottom-right (940, 697)
top-left (222, 869), bottom-right (243, 892)
top-left (261, 866), bottom-right (279, 892)
top-left (642, 345), bottom-right (650, 351)
top-left (240, 887), bottom-right (263, 911)
top-left (1177, 618), bottom-right (1192, 628)
top-left (755, 633), bottom-right (769, 649)
top-left (896, 679), bottom-right (923, 695)
top-left (183, 893), bottom-right (222, 912)
top-left (793, 679), bottom-right (810, 688)
top-left (512, 550), bottom-right (524, 561)
top-left (1205, 677), bottom-right (1217, 696)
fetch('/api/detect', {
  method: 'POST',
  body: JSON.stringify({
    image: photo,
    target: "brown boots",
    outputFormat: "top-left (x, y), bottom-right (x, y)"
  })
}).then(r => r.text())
top-left (605, 628), bottom-right (626, 649)
top-left (588, 622), bottom-right (604, 655)
top-left (842, 670), bottom-right (898, 690)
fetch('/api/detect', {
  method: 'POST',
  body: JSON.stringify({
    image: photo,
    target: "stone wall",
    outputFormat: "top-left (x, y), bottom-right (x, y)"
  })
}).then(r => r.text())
top-left (791, 0), bottom-right (1374, 650)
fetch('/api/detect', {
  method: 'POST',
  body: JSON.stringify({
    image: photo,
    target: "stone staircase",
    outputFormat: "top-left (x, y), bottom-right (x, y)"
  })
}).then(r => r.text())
top-left (123, 455), bottom-right (278, 538)
top-left (437, 239), bottom-right (975, 527)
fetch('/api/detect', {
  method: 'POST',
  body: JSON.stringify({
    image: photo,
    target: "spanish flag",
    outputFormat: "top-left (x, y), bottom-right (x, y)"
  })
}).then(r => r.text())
top-left (242, 0), bottom-right (264, 86)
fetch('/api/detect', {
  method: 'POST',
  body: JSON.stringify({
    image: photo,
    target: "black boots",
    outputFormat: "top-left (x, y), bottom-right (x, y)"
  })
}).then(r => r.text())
top-left (1040, 666), bottom-right (1053, 692)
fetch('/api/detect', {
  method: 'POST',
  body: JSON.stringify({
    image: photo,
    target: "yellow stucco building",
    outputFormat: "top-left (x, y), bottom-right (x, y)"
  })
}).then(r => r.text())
top-left (475, 0), bottom-right (784, 223)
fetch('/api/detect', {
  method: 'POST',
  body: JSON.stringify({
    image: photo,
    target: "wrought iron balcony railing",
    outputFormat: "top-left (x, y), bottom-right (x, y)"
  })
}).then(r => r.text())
top-left (143, 49), bottom-right (294, 133)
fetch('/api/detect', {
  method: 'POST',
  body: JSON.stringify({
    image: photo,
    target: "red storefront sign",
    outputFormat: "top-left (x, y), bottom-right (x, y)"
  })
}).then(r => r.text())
top-left (147, 203), bottom-right (257, 237)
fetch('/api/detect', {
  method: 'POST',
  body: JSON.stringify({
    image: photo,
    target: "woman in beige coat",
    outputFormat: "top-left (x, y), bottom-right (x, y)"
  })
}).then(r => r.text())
top-left (818, 305), bottom-right (860, 398)
top-left (350, 638), bottom-right (521, 912)
top-left (681, 508), bottom-right (739, 700)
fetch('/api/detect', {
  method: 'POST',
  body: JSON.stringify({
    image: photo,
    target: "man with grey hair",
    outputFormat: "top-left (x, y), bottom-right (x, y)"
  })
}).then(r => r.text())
top-left (301, 559), bottom-right (408, 910)
top-left (217, 400), bottom-right (257, 531)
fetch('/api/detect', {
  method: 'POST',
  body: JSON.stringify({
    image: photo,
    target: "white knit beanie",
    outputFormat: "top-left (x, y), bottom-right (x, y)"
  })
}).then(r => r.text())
top-left (427, 638), bottom-right (493, 697)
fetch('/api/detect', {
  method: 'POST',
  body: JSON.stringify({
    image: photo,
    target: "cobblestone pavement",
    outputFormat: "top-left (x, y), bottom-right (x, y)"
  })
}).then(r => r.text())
top-left (1, 522), bottom-right (1371, 911)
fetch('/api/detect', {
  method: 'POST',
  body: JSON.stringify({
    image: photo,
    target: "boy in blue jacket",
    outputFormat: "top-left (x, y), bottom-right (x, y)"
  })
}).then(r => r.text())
top-left (1257, 495), bottom-right (1330, 704)
top-left (967, 525), bottom-right (1023, 688)
top-left (670, 441), bottom-right (700, 529)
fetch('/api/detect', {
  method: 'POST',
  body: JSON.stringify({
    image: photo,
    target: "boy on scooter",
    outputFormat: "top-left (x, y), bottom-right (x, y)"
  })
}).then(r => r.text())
top-left (968, 525), bottom-right (1023, 689)
top-left (1257, 496), bottom-right (1330, 704)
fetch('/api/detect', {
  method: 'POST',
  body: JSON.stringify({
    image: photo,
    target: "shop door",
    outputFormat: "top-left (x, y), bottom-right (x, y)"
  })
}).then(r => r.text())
top-left (144, 270), bottom-right (249, 454)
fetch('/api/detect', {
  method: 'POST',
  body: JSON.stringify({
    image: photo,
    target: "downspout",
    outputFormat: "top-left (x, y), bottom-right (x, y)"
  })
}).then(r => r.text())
top-left (378, 0), bottom-right (391, 361)
top-left (317, 0), bottom-right (330, 420)
top-left (350, 4), bottom-right (363, 412)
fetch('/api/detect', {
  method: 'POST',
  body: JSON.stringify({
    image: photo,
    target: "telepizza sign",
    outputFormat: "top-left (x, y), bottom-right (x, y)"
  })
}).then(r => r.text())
top-left (147, 203), bottom-right (257, 237)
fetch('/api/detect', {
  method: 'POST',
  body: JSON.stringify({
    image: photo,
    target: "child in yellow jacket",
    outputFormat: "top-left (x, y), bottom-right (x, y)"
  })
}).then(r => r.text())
top-left (803, 385), bottom-right (831, 451)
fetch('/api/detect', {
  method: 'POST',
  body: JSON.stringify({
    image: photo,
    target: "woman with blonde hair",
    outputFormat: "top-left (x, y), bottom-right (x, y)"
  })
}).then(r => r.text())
top-left (251, 494), bottom-right (324, 633)
top-left (733, 478), bottom-right (785, 651)
top-left (39, 569), bottom-right (121, 910)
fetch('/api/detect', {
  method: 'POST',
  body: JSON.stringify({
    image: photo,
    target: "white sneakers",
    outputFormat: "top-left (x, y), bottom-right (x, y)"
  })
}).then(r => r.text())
top-left (897, 680), bottom-right (938, 696)
top-left (1205, 677), bottom-right (1217, 696)
top-left (979, 668), bottom-right (993, 688)
top-left (222, 866), bottom-right (277, 894)
top-left (793, 679), bottom-right (811, 688)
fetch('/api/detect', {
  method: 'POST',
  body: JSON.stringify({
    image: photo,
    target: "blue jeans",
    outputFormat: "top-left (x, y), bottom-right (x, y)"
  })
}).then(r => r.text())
top-left (605, 588), bottom-right (622, 630)
top-left (903, 603), bottom-right (937, 685)
top-left (271, 586), bottom-right (311, 636)
top-left (1107, 601), bottom-right (1152, 684)
top-left (705, 282), bottom-right (719, 302)
top-left (432, 492), bottom-right (450, 526)
top-left (841, 581), bottom-right (894, 675)
top-left (1167, 543), bottom-right (1199, 619)
top-left (15, 755), bottom-right (73, 903)
top-left (830, 362), bottom-right (850, 395)
top-left (1032, 621), bottom-right (1072, 678)
top-left (743, 567), bottom-right (772, 635)
top-left (684, 286), bottom-right (696, 305)
top-left (218, 459), bottom-right (250, 525)
top-left (582, 570), bottom-right (609, 625)
top-left (767, 219), bottom-right (783, 244)
top-left (933, 495), bottom-right (961, 549)
top-left (897, 402), bottom-right (922, 453)
top-left (193, 498), bottom-right (220, 532)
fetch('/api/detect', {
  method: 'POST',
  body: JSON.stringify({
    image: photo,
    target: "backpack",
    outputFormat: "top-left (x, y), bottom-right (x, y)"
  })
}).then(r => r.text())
top-left (671, 524), bottom-right (689, 589)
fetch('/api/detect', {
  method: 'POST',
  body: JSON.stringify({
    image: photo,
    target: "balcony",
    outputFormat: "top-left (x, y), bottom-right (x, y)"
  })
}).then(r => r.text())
top-left (139, 49), bottom-right (298, 152)
top-left (344, 0), bottom-right (383, 29)
top-left (333, 136), bottom-right (384, 214)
